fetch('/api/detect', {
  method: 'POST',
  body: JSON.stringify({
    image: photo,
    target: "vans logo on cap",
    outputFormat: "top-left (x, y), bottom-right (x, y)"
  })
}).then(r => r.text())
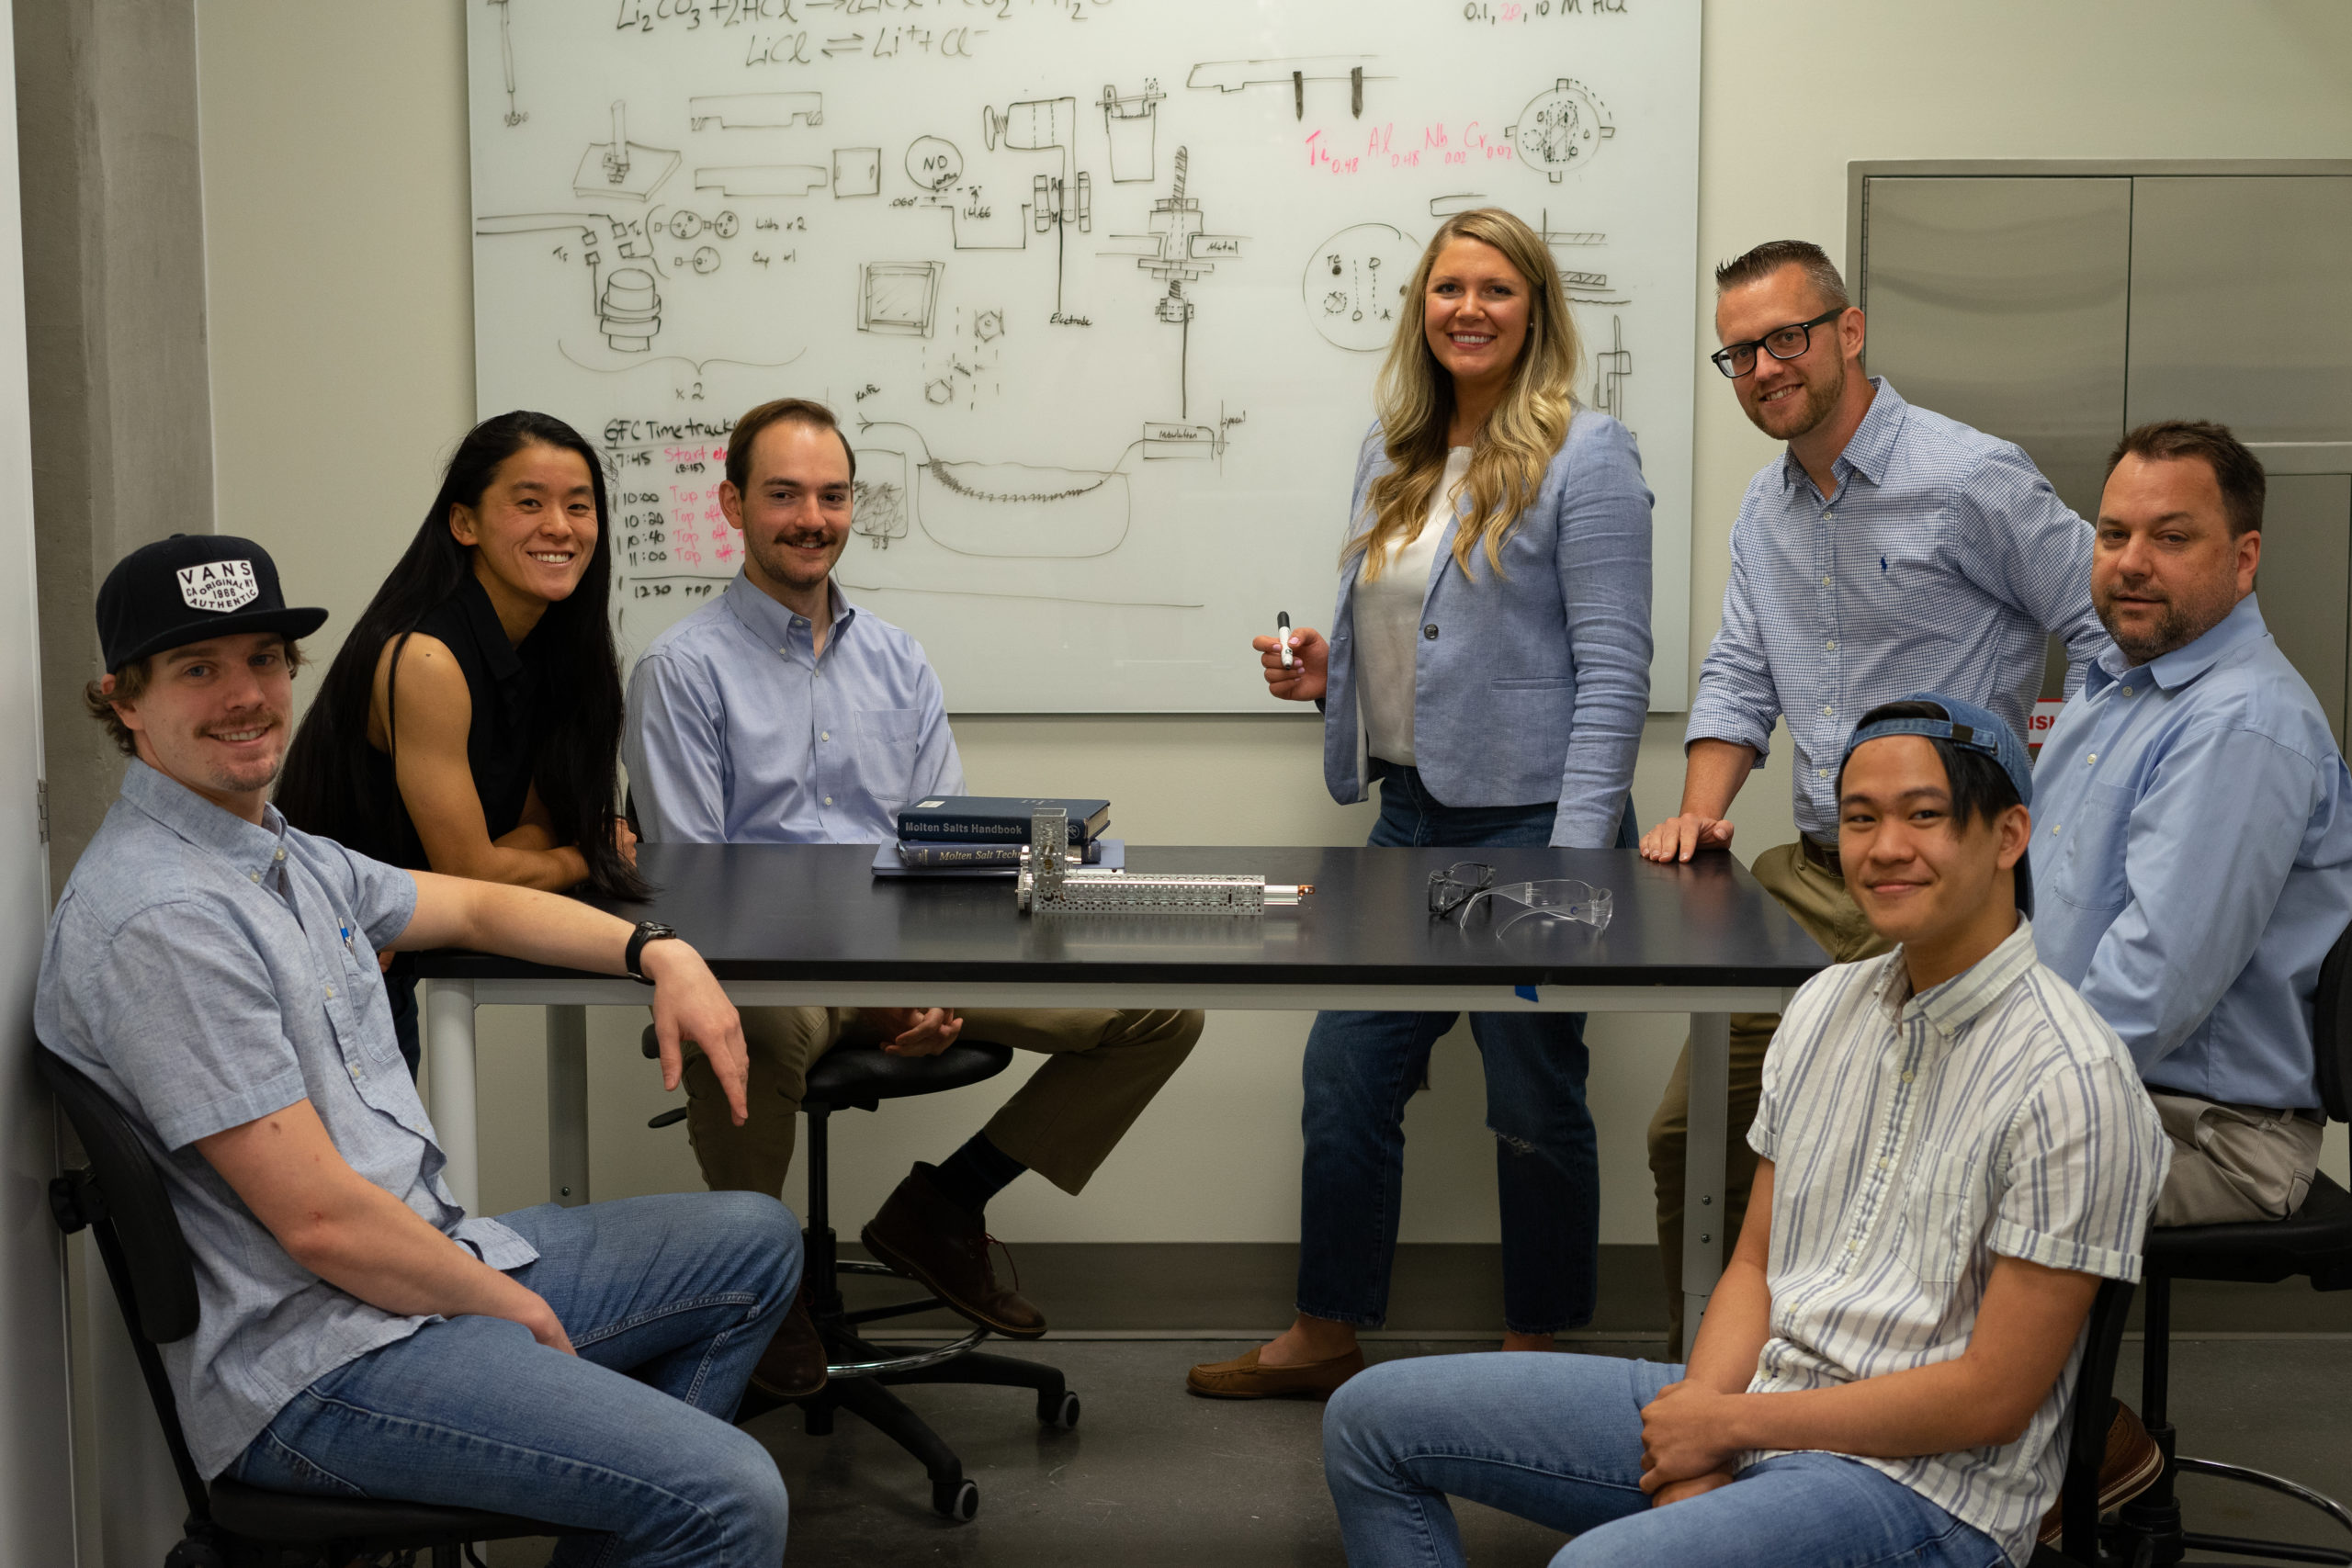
top-left (177, 559), bottom-right (260, 614)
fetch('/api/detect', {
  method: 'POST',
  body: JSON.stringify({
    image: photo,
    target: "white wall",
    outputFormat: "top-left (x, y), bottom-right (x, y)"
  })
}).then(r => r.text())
top-left (198, 2), bottom-right (2352, 1247)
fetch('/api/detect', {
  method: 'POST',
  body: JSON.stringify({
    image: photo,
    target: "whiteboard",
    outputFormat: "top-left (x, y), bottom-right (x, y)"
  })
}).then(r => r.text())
top-left (467, 0), bottom-right (1697, 712)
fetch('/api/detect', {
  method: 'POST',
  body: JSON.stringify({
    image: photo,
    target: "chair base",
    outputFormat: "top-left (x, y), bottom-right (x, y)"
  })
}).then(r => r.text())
top-left (795, 1325), bottom-right (1078, 1521)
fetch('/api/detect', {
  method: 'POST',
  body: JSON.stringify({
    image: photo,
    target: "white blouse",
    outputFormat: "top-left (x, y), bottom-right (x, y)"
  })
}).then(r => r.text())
top-left (1355, 446), bottom-right (1471, 766)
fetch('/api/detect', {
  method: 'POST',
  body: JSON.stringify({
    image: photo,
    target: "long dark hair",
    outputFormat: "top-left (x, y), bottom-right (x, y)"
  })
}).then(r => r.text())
top-left (277, 411), bottom-right (649, 899)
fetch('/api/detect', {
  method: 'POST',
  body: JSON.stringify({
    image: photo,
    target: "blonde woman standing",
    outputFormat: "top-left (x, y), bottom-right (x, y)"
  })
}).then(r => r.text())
top-left (1191, 209), bottom-right (1652, 1399)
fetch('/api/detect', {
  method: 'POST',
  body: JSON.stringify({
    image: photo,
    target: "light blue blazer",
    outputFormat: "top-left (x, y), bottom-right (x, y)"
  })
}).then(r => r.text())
top-left (1320, 411), bottom-right (1654, 847)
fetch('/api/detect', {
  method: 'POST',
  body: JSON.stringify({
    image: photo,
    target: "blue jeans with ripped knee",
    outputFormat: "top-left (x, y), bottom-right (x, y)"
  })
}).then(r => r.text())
top-left (1296, 767), bottom-right (1629, 1335)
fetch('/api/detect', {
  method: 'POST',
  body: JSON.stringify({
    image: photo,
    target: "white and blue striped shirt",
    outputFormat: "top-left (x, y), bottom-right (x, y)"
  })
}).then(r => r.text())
top-left (1686, 379), bottom-right (2110, 839)
top-left (1744, 918), bottom-right (2168, 1568)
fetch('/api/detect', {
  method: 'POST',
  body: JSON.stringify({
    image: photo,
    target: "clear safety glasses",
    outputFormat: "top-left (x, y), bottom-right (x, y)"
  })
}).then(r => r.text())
top-left (1429, 863), bottom-right (1613, 935)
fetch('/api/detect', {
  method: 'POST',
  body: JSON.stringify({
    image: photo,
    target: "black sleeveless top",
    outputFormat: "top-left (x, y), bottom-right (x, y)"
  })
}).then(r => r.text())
top-left (349, 574), bottom-right (555, 872)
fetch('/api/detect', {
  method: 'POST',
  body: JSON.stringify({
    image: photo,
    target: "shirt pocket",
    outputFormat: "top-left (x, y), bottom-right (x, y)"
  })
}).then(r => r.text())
top-left (1895, 1149), bottom-right (1981, 1286)
top-left (854, 707), bottom-right (922, 796)
top-left (2051, 781), bottom-right (2135, 913)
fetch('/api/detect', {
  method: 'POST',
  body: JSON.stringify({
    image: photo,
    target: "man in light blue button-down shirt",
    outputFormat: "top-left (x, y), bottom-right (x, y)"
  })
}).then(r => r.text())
top-left (626, 398), bottom-right (1201, 1359)
top-left (1634, 241), bottom-right (2112, 1352)
top-left (2034, 421), bottom-right (2352, 1226)
top-left (40, 536), bottom-right (793, 1562)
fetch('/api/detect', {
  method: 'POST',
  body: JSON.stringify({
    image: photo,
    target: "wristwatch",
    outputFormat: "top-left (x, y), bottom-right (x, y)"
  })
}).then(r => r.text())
top-left (624, 920), bottom-right (681, 984)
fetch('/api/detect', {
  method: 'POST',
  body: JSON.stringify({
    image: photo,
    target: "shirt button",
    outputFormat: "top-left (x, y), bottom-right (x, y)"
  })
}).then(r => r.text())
top-left (823, 795), bottom-right (833, 806)
top-left (1877, 1158), bottom-right (1889, 1170)
top-left (2051, 823), bottom-right (2062, 836)
top-left (1815, 768), bottom-right (1827, 779)
top-left (1825, 639), bottom-right (1837, 650)
top-left (1846, 1239), bottom-right (1859, 1251)
top-left (1900, 1070), bottom-right (1914, 1083)
top-left (1822, 575), bottom-right (1832, 587)
top-left (273, 848), bottom-right (286, 862)
top-left (1422, 624), bottom-right (1439, 640)
top-left (820, 730), bottom-right (831, 740)
top-left (249, 871), bottom-right (261, 883)
top-left (1822, 705), bottom-right (1834, 716)
top-left (2086, 753), bottom-right (2097, 765)
top-left (325, 985), bottom-right (336, 998)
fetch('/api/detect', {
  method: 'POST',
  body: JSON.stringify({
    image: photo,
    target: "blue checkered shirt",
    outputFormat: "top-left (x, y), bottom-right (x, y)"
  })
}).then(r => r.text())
top-left (1686, 379), bottom-right (2110, 839)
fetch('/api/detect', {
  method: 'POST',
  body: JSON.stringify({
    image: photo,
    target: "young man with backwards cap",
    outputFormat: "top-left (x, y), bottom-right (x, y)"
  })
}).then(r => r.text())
top-left (1324, 695), bottom-right (2166, 1568)
top-left (38, 536), bottom-right (795, 1562)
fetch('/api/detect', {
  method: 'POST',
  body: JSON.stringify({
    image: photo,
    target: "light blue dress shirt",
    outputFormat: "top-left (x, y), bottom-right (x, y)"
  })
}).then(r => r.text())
top-left (35, 761), bottom-right (533, 1478)
top-left (1686, 378), bottom-right (2110, 840)
top-left (2031, 593), bottom-right (2352, 1110)
top-left (625, 573), bottom-right (964, 844)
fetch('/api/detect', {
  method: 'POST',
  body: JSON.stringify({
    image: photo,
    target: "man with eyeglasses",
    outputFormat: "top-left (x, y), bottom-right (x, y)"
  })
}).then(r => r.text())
top-left (1638, 239), bottom-right (2110, 1361)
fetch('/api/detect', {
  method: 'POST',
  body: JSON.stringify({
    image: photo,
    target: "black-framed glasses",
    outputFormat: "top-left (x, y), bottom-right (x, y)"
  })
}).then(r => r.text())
top-left (1428, 862), bottom-right (1496, 919)
top-left (1709, 307), bottom-right (1845, 379)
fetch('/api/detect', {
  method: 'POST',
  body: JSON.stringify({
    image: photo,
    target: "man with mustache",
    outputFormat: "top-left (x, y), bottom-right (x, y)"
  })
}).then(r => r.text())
top-left (39, 536), bottom-right (793, 1562)
top-left (2033, 421), bottom-right (2352, 1228)
top-left (624, 397), bottom-right (1203, 1402)
top-left (1638, 240), bottom-right (2111, 1361)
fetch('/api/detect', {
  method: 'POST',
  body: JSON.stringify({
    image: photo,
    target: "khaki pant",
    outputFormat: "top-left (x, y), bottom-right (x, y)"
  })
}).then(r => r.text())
top-left (2151, 1090), bottom-right (2325, 1228)
top-left (682, 1007), bottom-right (1203, 1200)
top-left (1646, 841), bottom-right (1893, 1356)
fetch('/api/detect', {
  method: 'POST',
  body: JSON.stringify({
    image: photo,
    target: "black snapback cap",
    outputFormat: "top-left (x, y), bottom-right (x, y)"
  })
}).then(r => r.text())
top-left (96, 534), bottom-right (328, 670)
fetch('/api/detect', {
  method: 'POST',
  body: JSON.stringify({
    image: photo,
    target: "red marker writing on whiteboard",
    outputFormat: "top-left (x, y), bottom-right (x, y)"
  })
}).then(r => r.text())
top-left (1276, 610), bottom-right (1293, 669)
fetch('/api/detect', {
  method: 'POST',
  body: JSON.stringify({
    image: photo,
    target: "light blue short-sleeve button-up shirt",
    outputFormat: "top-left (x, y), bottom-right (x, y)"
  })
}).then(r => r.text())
top-left (35, 761), bottom-right (534, 1479)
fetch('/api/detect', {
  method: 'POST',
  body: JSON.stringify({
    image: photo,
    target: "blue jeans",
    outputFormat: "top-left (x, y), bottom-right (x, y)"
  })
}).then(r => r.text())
top-left (1324, 1352), bottom-right (2006, 1568)
top-left (1298, 767), bottom-right (1633, 1334)
top-left (233, 1191), bottom-right (800, 1567)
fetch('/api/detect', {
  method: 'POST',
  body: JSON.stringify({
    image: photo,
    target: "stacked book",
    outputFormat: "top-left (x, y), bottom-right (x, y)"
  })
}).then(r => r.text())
top-left (882, 795), bottom-right (1114, 874)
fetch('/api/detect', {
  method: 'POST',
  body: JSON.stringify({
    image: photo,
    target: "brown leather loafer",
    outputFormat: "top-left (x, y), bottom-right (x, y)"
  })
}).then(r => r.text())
top-left (1185, 1346), bottom-right (1365, 1400)
top-left (741, 1280), bottom-right (828, 1415)
top-left (2038, 1398), bottom-right (2163, 1544)
top-left (861, 1162), bottom-right (1048, 1339)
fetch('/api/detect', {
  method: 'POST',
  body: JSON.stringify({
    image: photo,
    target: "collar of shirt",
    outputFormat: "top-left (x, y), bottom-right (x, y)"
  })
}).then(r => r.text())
top-left (1871, 915), bottom-right (2040, 1038)
top-left (721, 571), bottom-right (858, 667)
top-left (2086, 592), bottom-right (2268, 700)
top-left (453, 570), bottom-right (526, 683)
top-left (119, 758), bottom-right (292, 891)
top-left (1776, 376), bottom-right (1905, 497)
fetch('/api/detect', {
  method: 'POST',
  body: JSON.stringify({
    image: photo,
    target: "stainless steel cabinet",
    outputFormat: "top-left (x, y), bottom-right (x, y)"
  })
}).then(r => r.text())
top-left (1854, 163), bottom-right (2352, 731)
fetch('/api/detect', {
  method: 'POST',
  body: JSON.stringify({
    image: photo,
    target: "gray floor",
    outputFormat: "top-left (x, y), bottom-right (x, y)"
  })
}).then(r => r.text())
top-left (489, 1337), bottom-right (2352, 1566)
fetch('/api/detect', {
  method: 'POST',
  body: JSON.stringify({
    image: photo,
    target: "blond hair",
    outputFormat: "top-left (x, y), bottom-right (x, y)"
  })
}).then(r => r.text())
top-left (1350, 209), bottom-right (1580, 581)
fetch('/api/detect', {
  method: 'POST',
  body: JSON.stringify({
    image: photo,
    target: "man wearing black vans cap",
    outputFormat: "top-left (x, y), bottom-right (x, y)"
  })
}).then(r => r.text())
top-left (42, 536), bottom-right (799, 1560)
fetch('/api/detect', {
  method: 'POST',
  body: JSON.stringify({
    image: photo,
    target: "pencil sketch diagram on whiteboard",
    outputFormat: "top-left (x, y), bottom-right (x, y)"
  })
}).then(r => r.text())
top-left (465, 0), bottom-right (1701, 713)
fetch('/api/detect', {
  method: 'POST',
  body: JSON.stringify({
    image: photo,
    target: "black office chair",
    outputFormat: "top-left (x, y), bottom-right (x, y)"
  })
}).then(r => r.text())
top-left (2030, 1277), bottom-right (2141, 1568)
top-left (2107, 923), bottom-right (2352, 1567)
top-left (644, 1025), bottom-right (1079, 1523)
top-left (36, 1048), bottom-right (574, 1568)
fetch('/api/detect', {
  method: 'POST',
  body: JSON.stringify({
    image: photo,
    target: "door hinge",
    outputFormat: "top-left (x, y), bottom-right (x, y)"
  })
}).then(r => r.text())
top-left (36, 780), bottom-right (48, 844)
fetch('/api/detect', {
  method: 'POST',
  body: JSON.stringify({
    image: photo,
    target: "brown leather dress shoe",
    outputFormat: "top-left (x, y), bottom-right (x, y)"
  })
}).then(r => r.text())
top-left (741, 1280), bottom-right (828, 1416)
top-left (860, 1162), bottom-right (1048, 1339)
top-left (1185, 1346), bottom-right (1365, 1400)
top-left (2038, 1398), bottom-right (2163, 1544)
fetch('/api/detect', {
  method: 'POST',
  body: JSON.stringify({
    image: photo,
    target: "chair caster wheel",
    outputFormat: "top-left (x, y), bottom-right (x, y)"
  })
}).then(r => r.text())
top-left (1040, 1390), bottom-right (1080, 1429)
top-left (933, 1477), bottom-right (979, 1522)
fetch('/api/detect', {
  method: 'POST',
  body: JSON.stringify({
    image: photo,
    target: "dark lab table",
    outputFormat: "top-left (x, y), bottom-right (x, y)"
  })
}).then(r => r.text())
top-left (417, 843), bottom-right (1826, 1328)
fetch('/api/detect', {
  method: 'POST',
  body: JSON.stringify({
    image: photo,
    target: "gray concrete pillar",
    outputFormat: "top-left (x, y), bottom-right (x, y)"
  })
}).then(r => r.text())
top-left (17, 0), bottom-right (215, 885)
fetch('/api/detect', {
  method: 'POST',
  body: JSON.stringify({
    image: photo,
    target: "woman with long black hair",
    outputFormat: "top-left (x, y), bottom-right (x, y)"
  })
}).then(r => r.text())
top-left (278, 411), bottom-right (646, 1076)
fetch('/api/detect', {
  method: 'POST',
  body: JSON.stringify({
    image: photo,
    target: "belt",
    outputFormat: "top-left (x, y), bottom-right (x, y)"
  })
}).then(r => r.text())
top-left (1797, 834), bottom-right (1842, 877)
